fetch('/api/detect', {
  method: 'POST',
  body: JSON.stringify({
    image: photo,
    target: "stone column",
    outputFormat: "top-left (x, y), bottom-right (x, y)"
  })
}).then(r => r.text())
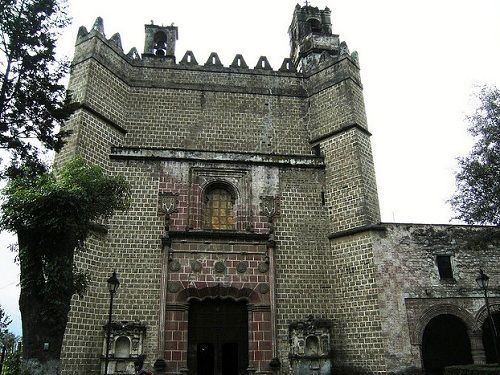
top-left (470, 330), bottom-right (486, 365)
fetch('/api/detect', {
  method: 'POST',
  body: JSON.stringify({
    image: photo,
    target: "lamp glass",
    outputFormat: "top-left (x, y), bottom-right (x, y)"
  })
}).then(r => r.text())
top-left (107, 271), bottom-right (120, 293)
top-left (476, 269), bottom-right (489, 291)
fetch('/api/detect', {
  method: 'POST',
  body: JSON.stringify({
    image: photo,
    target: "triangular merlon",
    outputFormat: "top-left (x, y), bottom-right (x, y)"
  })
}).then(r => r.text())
top-left (254, 56), bottom-right (272, 70)
top-left (230, 54), bottom-right (249, 69)
top-left (180, 51), bottom-right (198, 65)
top-left (204, 52), bottom-right (223, 67)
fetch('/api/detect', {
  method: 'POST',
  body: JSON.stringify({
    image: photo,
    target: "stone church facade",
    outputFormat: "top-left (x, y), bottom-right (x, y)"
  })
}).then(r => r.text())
top-left (58, 4), bottom-right (500, 375)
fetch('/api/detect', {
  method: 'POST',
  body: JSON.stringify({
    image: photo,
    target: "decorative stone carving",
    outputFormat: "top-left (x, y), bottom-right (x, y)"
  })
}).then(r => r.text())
top-left (258, 262), bottom-right (269, 273)
top-left (101, 321), bottom-right (146, 374)
top-left (237, 261), bottom-right (248, 273)
top-left (214, 261), bottom-right (226, 273)
top-left (158, 192), bottom-right (179, 215)
top-left (167, 281), bottom-right (182, 293)
top-left (191, 260), bottom-right (202, 273)
top-left (260, 195), bottom-right (280, 221)
top-left (289, 316), bottom-right (332, 375)
top-left (258, 283), bottom-right (270, 294)
top-left (169, 259), bottom-right (181, 272)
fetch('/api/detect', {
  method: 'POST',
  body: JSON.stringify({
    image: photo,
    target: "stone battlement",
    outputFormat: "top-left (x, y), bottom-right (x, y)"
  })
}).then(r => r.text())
top-left (74, 17), bottom-right (359, 80)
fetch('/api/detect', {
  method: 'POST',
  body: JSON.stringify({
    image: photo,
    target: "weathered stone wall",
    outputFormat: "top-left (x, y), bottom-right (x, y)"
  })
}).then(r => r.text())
top-left (372, 224), bottom-right (500, 374)
top-left (327, 231), bottom-right (387, 374)
top-left (274, 167), bottom-right (332, 369)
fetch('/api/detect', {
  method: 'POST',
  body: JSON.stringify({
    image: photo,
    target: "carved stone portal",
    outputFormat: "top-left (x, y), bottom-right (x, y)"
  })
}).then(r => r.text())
top-left (289, 316), bottom-right (332, 375)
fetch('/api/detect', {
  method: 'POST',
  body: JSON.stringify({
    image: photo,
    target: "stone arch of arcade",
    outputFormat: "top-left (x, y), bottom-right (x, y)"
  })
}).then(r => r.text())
top-left (413, 304), bottom-right (477, 344)
top-left (414, 304), bottom-right (479, 374)
top-left (475, 303), bottom-right (500, 364)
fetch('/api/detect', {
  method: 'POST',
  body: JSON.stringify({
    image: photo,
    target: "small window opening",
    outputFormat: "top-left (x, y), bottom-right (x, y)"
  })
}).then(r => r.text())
top-left (436, 255), bottom-right (454, 280)
top-left (321, 192), bottom-right (326, 206)
top-left (312, 144), bottom-right (321, 156)
top-left (261, 60), bottom-right (266, 68)
top-left (187, 55), bottom-right (191, 63)
top-left (212, 56), bottom-right (216, 64)
top-left (237, 59), bottom-right (241, 67)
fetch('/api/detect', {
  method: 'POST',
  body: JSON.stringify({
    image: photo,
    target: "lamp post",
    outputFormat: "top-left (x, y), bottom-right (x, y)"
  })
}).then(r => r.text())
top-left (476, 269), bottom-right (500, 364)
top-left (104, 270), bottom-right (120, 375)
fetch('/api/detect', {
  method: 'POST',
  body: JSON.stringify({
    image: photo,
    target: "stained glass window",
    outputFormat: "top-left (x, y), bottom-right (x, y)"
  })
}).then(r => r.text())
top-left (204, 187), bottom-right (235, 230)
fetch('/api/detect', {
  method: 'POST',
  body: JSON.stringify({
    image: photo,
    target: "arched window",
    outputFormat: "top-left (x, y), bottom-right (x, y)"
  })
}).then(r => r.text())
top-left (307, 18), bottom-right (322, 33)
top-left (153, 31), bottom-right (167, 56)
top-left (203, 185), bottom-right (236, 230)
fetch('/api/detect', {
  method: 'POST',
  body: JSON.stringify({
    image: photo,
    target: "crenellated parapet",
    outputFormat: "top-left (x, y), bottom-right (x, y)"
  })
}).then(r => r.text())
top-left (73, 16), bottom-right (359, 83)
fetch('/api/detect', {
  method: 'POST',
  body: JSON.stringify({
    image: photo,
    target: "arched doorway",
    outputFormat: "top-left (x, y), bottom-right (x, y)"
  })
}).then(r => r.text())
top-left (482, 312), bottom-right (500, 363)
top-left (188, 299), bottom-right (248, 375)
top-left (422, 314), bottom-right (473, 375)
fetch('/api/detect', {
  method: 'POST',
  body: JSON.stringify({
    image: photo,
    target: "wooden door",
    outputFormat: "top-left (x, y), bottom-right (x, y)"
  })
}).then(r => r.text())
top-left (188, 299), bottom-right (248, 375)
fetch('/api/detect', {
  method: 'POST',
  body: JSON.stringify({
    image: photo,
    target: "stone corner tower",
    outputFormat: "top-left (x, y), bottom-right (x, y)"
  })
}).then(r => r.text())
top-left (289, 4), bottom-right (339, 72)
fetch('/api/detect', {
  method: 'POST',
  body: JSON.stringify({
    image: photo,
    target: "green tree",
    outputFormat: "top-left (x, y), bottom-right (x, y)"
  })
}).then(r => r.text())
top-left (0, 158), bottom-right (130, 373)
top-left (0, 306), bottom-right (13, 375)
top-left (0, 0), bottom-right (73, 174)
top-left (0, 305), bottom-right (11, 338)
top-left (451, 86), bottom-right (500, 226)
top-left (1, 332), bottom-right (22, 375)
top-left (3, 349), bottom-right (22, 375)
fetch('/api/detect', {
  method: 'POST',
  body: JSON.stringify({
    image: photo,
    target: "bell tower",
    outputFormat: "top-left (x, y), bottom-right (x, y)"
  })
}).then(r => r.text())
top-left (289, 4), bottom-right (340, 72)
top-left (143, 23), bottom-right (178, 61)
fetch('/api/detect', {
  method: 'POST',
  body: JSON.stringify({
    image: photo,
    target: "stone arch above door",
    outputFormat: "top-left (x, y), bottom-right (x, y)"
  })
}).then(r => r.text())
top-left (176, 284), bottom-right (262, 305)
top-left (411, 304), bottom-right (477, 345)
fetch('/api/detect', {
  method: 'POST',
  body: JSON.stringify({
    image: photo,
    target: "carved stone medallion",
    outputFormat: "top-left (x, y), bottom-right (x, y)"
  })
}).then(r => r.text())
top-left (237, 261), bottom-right (248, 273)
top-left (214, 261), bottom-right (226, 273)
top-left (167, 281), bottom-right (181, 293)
top-left (258, 283), bottom-right (270, 294)
top-left (169, 260), bottom-right (181, 272)
top-left (191, 260), bottom-right (202, 273)
top-left (258, 262), bottom-right (269, 273)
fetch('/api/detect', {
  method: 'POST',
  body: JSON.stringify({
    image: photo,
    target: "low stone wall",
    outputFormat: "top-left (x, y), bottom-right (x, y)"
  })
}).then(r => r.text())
top-left (445, 364), bottom-right (500, 374)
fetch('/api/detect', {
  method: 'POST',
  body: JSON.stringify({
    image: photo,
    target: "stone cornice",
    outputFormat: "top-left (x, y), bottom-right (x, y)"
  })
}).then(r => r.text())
top-left (110, 147), bottom-right (324, 169)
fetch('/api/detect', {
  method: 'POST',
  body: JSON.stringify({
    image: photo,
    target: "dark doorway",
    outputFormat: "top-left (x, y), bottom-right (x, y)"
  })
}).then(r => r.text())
top-left (422, 314), bottom-right (473, 375)
top-left (482, 312), bottom-right (500, 364)
top-left (188, 299), bottom-right (248, 375)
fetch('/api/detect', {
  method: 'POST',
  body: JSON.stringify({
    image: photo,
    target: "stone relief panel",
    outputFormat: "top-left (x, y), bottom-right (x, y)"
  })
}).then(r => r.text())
top-left (101, 321), bottom-right (146, 374)
top-left (289, 316), bottom-right (332, 375)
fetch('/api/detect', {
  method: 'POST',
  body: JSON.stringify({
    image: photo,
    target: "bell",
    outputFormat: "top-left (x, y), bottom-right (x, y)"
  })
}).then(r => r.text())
top-left (155, 41), bottom-right (167, 56)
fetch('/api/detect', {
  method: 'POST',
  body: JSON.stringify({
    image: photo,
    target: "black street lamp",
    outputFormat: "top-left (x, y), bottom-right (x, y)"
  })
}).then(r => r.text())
top-left (476, 269), bottom-right (500, 364)
top-left (104, 271), bottom-right (120, 375)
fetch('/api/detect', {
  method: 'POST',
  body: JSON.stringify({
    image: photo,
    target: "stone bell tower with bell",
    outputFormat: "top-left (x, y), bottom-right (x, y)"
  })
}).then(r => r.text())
top-left (143, 23), bottom-right (178, 61)
top-left (289, 4), bottom-right (340, 72)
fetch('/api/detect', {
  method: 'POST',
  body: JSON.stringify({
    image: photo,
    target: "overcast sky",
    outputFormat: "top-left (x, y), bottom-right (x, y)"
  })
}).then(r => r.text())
top-left (1, 0), bottom-right (500, 336)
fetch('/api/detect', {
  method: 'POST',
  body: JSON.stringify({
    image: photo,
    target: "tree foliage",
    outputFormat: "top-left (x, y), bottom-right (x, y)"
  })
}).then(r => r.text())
top-left (0, 304), bottom-right (11, 341)
top-left (0, 0), bottom-right (73, 173)
top-left (0, 158), bottom-right (130, 366)
top-left (451, 86), bottom-right (500, 226)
